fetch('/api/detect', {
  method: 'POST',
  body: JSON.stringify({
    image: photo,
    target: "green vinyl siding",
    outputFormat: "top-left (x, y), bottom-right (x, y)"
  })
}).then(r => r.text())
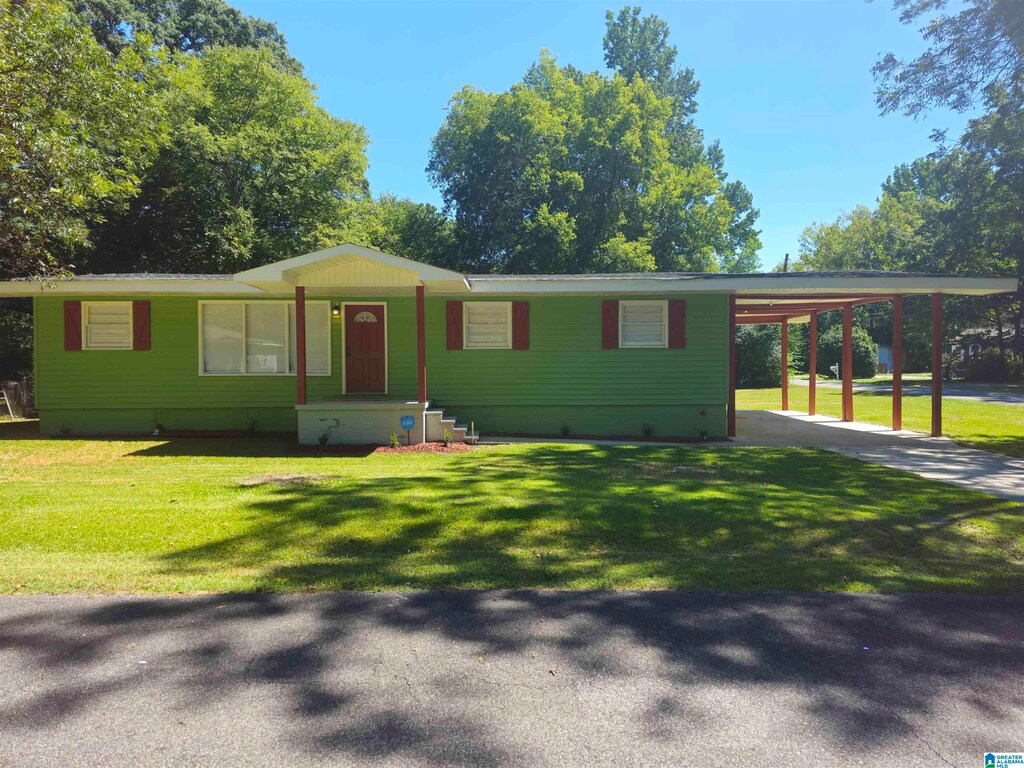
top-left (424, 294), bottom-right (729, 437)
top-left (425, 294), bottom-right (728, 406)
top-left (34, 295), bottom-right (418, 433)
top-left (33, 292), bottom-right (729, 437)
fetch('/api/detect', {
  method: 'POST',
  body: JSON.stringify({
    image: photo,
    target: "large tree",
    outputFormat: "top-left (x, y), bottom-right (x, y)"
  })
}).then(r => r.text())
top-left (354, 194), bottom-right (456, 268)
top-left (0, 0), bottom-right (165, 279)
top-left (604, 6), bottom-right (760, 270)
top-left (428, 8), bottom-right (760, 275)
top-left (83, 45), bottom-right (369, 274)
top-left (873, 0), bottom-right (1024, 118)
top-left (72, 0), bottom-right (299, 71)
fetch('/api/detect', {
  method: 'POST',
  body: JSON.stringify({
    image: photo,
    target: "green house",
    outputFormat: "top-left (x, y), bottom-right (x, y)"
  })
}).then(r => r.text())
top-left (1, 244), bottom-right (1014, 443)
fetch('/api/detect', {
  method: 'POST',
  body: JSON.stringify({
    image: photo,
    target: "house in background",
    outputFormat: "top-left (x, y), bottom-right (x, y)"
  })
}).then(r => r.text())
top-left (0, 245), bottom-right (1014, 443)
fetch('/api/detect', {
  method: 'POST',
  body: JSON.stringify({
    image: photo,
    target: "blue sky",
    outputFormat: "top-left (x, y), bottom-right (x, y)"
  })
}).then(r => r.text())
top-left (235, 0), bottom-right (971, 270)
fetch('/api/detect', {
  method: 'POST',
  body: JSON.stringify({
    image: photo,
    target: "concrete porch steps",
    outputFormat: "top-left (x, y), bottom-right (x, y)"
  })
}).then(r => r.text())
top-left (425, 408), bottom-right (479, 444)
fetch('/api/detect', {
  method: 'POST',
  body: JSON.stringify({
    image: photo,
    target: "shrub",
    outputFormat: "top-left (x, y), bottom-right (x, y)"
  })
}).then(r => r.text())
top-left (389, 432), bottom-right (401, 448)
top-left (641, 422), bottom-right (654, 437)
top-left (736, 325), bottom-right (782, 388)
top-left (559, 423), bottom-right (571, 436)
top-left (965, 348), bottom-right (1024, 382)
top-left (442, 428), bottom-right (454, 447)
top-left (817, 325), bottom-right (877, 380)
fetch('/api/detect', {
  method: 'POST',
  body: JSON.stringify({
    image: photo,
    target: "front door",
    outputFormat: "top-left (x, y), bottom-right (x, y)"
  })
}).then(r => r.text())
top-left (344, 304), bottom-right (386, 393)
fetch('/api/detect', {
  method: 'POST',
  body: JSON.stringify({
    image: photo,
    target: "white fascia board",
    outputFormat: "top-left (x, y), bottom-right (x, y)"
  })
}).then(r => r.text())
top-left (0, 279), bottom-right (264, 297)
top-left (234, 243), bottom-right (467, 285)
top-left (467, 275), bottom-right (1018, 296)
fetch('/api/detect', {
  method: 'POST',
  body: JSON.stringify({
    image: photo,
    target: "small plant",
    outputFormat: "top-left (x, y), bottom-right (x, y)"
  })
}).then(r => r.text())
top-left (247, 419), bottom-right (258, 434)
top-left (318, 431), bottom-right (330, 447)
top-left (389, 432), bottom-right (401, 449)
top-left (442, 428), bottom-right (455, 447)
top-left (153, 420), bottom-right (165, 436)
top-left (559, 423), bottom-right (571, 437)
top-left (697, 429), bottom-right (710, 441)
top-left (641, 422), bottom-right (654, 438)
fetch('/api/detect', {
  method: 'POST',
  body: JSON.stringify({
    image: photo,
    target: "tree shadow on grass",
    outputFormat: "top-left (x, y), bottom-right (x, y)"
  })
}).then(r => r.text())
top-left (155, 443), bottom-right (1024, 593)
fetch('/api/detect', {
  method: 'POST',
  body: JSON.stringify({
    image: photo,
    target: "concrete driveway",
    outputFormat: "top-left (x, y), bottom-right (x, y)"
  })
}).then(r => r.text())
top-left (1, 591), bottom-right (1023, 767)
top-left (733, 410), bottom-right (1024, 503)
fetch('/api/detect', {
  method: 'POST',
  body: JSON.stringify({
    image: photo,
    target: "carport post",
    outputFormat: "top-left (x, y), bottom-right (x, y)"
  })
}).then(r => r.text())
top-left (841, 304), bottom-right (854, 422)
top-left (931, 294), bottom-right (943, 437)
top-left (892, 296), bottom-right (903, 431)
top-left (727, 295), bottom-right (737, 437)
top-left (780, 319), bottom-right (789, 410)
top-left (807, 311), bottom-right (817, 415)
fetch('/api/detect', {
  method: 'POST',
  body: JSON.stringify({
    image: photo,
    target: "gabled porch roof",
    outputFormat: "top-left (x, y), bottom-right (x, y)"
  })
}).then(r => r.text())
top-left (234, 244), bottom-right (470, 295)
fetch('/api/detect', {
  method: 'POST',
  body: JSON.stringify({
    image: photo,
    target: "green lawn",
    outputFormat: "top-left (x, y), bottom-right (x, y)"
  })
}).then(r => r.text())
top-left (739, 386), bottom-right (1024, 459)
top-left (1, 422), bottom-right (1021, 594)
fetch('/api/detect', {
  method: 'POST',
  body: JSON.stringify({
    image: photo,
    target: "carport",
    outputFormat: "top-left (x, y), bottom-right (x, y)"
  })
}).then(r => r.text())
top-left (724, 272), bottom-right (1018, 438)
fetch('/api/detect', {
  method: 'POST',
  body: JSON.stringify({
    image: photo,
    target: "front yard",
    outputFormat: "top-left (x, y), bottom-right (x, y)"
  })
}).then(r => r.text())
top-left (1, 422), bottom-right (1022, 594)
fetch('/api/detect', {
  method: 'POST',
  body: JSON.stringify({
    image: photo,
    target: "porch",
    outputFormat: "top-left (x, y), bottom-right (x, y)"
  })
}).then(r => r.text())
top-left (232, 244), bottom-right (475, 445)
top-left (296, 399), bottom-right (478, 446)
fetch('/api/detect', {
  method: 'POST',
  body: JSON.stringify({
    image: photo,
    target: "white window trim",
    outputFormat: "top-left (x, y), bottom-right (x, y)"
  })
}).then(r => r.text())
top-left (619, 300), bottom-right (668, 349)
top-left (340, 301), bottom-right (388, 395)
top-left (82, 301), bottom-right (133, 350)
top-left (463, 301), bottom-right (512, 350)
top-left (197, 300), bottom-right (332, 377)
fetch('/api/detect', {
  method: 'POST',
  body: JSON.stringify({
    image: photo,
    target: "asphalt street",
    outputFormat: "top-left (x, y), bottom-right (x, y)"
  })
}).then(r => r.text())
top-left (1, 591), bottom-right (1022, 767)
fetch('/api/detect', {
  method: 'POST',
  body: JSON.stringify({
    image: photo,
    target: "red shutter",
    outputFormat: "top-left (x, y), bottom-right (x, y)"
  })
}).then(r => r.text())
top-left (512, 301), bottom-right (529, 350)
top-left (446, 301), bottom-right (463, 350)
top-left (668, 299), bottom-right (686, 349)
top-left (64, 301), bottom-right (82, 351)
top-left (132, 300), bottom-right (151, 350)
top-left (601, 300), bottom-right (618, 349)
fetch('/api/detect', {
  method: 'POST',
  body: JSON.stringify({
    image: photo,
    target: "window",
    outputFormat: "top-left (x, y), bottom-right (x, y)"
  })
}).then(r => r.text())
top-left (619, 301), bottom-right (667, 348)
top-left (464, 302), bottom-right (512, 349)
top-left (82, 302), bottom-right (132, 350)
top-left (200, 301), bottom-right (331, 375)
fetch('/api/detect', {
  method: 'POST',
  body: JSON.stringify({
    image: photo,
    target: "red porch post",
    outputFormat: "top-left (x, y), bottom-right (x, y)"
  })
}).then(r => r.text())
top-left (892, 295), bottom-right (903, 431)
top-left (780, 319), bottom-right (789, 410)
top-left (416, 285), bottom-right (427, 404)
top-left (841, 304), bottom-right (854, 422)
top-left (727, 294), bottom-right (737, 437)
top-left (931, 293), bottom-right (943, 436)
top-left (808, 311), bottom-right (817, 416)
top-left (295, 286), bottom-right (307, 406)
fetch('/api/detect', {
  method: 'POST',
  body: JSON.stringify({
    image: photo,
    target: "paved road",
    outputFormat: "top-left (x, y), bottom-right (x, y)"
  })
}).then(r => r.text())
top-left (1, 591), bottom-right (1022, 767)
top-left (791, 378), bottom-right (1024, 406)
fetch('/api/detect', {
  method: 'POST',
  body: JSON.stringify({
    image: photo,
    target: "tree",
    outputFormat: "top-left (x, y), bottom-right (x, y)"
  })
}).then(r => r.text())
top-left (874, 0), bottom-right (1024, 118)
top-left (355, 194), bottom-right (457, 268)
top-left (72, 0), bottom-right (299, 71)
top-left (603, 6), bottom-right (760, 267)
top-left (429, 12), bottom-right (761, 276)
top-left (735, 325), bottom-right (782, 389)
top-left (82, 45), bottom-right (369, 274)
top-left (0, 0), bottom-right (165, 279)
top-left (818, 325), bottom-right (878, 379)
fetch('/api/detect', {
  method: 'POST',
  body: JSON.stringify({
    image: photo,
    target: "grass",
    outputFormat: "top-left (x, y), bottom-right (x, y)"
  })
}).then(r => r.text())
top-left (1, 422), bottom-right (1021, 594)
top-left (739, 386), bottom-right (1024, 459)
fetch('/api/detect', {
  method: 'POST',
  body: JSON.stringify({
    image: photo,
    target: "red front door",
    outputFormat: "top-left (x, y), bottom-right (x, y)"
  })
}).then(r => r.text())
top-left (345, 304), bottom-right (386, 393)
